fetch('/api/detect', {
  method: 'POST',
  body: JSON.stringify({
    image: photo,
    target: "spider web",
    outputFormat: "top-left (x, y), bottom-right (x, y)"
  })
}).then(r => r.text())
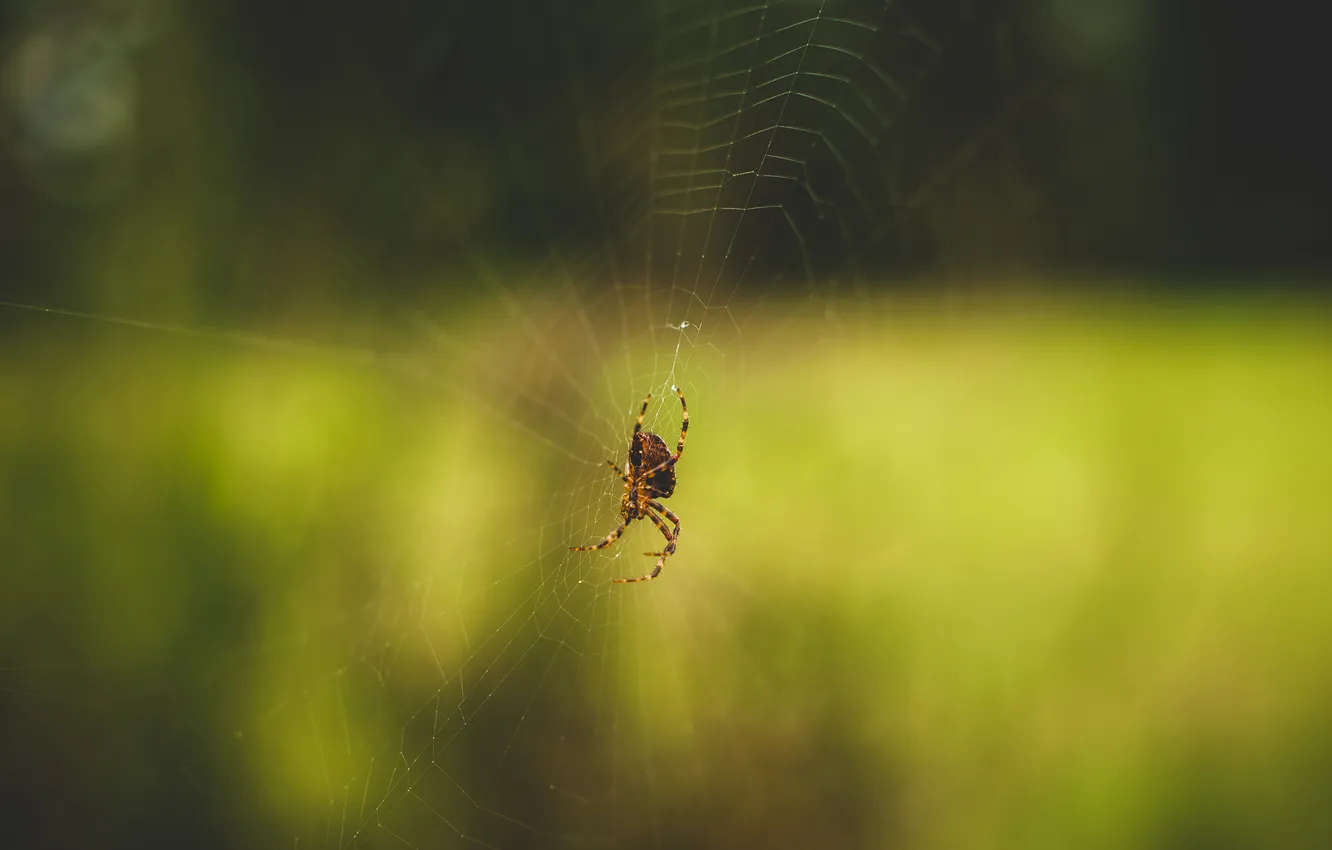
top-left (302, 8), bottom-right (966, 839)
top-left (1, 2), bottom-right (1022, 847)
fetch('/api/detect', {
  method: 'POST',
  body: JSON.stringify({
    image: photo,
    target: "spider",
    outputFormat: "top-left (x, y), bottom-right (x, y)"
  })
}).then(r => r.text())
top-left (571, 387), bottom-right (688, 583)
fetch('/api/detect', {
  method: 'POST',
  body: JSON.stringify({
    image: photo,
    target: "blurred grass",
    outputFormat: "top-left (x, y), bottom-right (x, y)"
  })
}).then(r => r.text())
top-left (2, 299), bottom-right (1331, 848)
top-left (662, 303), bottom-right (1332, 849)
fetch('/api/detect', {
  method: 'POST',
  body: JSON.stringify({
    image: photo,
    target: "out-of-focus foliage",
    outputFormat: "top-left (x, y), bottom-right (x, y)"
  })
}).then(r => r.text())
top-left (3, 303), bottom-right (1331, 847)
top-left (2, 0), bottom-right (1327, 321)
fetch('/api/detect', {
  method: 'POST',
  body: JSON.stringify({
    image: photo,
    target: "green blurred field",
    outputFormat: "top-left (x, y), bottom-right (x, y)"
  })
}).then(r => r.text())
top-left (2, 300), bottom-right (1331, 848)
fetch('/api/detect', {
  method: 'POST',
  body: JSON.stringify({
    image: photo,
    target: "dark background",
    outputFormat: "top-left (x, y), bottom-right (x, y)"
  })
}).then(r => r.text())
top-left (2, 0), bottom-right (1328, 323)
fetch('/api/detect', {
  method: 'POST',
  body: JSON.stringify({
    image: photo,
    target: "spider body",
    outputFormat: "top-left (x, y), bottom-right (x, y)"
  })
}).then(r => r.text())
top-left (572, 388), bottom-right (688, 583)
top-left (628, 431), bottom-right (676, 505)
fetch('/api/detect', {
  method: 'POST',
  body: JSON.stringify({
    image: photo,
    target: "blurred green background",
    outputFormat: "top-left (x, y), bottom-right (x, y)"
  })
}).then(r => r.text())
top-left (5, 304), bottom-right (1332, 849)
top-left (3, 1), bottom-right (1331, 849)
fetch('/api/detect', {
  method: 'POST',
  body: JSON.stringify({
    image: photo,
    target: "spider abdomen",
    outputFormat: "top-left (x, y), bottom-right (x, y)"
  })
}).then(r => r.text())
top-left (632, 431), bottom-right (677, 498)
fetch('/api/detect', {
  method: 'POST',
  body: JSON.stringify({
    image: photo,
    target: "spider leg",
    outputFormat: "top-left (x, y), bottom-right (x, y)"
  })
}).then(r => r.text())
top-left (605, 459), bottom-right (629, 482)
top-left (632, 393), bottom-right (651, 438)
top-left (615, 504), bottom-right (681, 583)
top-left (672, 386), bottom-right (688, 459)
top-left (638, 388), bottom-right (689, 481)
top-left (641, 455), bottom-right (678, 480)
top-left (571, 519), bottom-right (629, 552)
top-left (639, 502), bottom-right (680, 556)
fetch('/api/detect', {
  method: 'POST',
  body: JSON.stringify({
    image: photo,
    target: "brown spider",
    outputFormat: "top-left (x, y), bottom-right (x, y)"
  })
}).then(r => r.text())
top-left (571, 387), bottom-right (689, 583)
